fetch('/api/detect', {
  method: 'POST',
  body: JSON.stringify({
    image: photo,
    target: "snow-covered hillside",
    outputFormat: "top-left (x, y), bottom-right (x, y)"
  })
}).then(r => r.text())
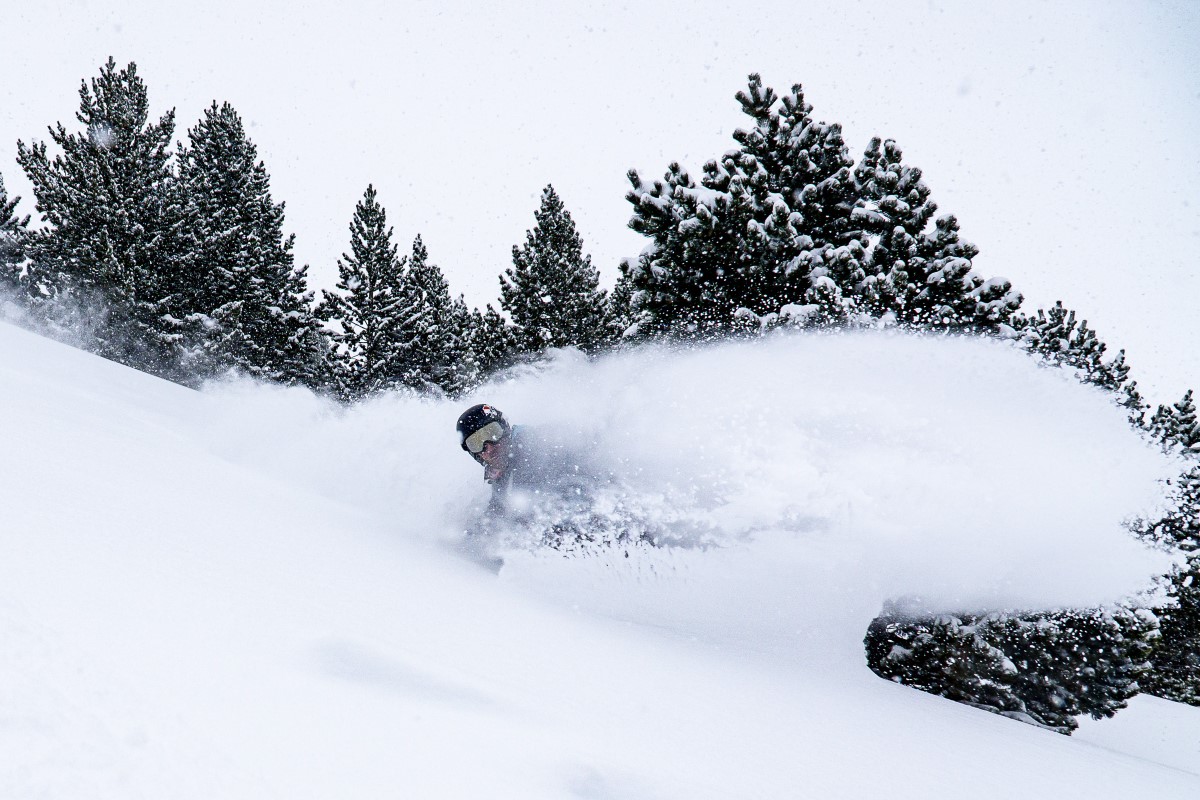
top-left (2, 320), bottom-right (1198, 799)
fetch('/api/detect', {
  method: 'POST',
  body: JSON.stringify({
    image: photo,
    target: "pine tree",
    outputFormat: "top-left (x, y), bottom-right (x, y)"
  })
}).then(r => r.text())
top-left (849, 138), bottom-right (1022, 329)
top-left (1017, 302), bottom-right (1139, 407)
top-left (390, 236), bottom-right (470, 394)
top-left (317, 185), bottom-right (407, 400)
top-left (0, 174), bottom-right (29, 296)
top-left (16, 58), bottom-right (181, 374)
top-left (1148, 390), bottom-right (1200, 455)
top-left (444, 294), bottom-right (476, 394)
top-left (607, 261), bottom-right (637, 340)
top-left (272, 261), bottom-right (331, 390)
top-left (623, 74), bottom-right (1016, 337)
top-left (465, 303), bottom-right (519, 383)
top-left (624, 76), bottom-right (858, 336)
top-left (988, 607), bottom-right (1157, 731)
top-left (1143, 465), bottom-right (1200, 553)
top-left (624, 162), bottom-right (757, 336)
top-left (500, 185), bottom-right (611, 354)
top-left (865, 605), bottom-right (1025, 718)
top-left (1143, 552), bottom-right (1200, 706)
top-left (865, 603), bottom-right (1158, 732)
top-left (1137, 456), bottom-right (1200, 706)
top-left (1106, 351), bottom-right (1147, 427)
top-left (175, 101), bottom-right (327, 388)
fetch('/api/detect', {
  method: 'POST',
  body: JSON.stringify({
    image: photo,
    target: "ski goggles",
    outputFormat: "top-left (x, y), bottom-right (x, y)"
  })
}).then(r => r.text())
top-left (463, 421), bottom-right (508, 455)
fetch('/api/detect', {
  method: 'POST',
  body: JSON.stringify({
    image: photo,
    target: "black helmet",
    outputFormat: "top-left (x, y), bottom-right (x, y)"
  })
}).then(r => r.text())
top-left (457, 403), bottom-right (511, 454)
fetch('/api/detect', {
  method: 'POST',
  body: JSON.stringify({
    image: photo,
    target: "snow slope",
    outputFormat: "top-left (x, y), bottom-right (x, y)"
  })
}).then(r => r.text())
top-left (2, 320), bottom-right (1198, 799)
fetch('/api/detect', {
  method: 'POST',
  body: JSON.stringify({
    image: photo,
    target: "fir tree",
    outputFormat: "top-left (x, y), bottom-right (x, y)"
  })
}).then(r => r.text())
top-left (1109, 351), bottom-right (1147, 427)
top-left (317, 185), bottom-right (407, 400)
top-left (624, 162), bottom-right (756, 336)
top-left (623, 74), bottom-right (1016, 337)
top-left (988, 607), bottom-right (1157, 731)
top-left (865, 603), bottom-right (1158, 733)
top-left (391, 236), bottom-right (471, 394)
top-left (850, 138), bottom-right (1021, 329)
top-left (1017, 302), bottom-right (1140, 417)
top-left (1148, 390), bottom-right (1200, 455)
top-left (272, 261), bottom-right (332, 390)
top-left (16, 58), bottom-right (181, 374)
top-left (500, 185), bottom-right (611, 354)
top-left (444, 294), bottom-right (476, 394)
top-left (1142, 464), bottom-right (1200, 553)
top-left (624, 76), bottom-right (857, 336)
top-left (0, 174), bottom-right (29, 296)
top-left (1142, 553), bottom-right (1200, 706)
top-left (1137, 459), bottom-right (1200, 706)
top-left (175, 101), bottom-right (327, 387)
top-left (607, 261), bottom-right (637, 340)
top-left (865, 605), bottom-right (1024, 717)
top-left (465, 303), bottom-right (519, 383)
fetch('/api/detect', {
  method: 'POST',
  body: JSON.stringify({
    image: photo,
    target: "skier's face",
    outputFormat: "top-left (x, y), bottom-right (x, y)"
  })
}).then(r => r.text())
top-left (478, 437), bottom-right (510, 482)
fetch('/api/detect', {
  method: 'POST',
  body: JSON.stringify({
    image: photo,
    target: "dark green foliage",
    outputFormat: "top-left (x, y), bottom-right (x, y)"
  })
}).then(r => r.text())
top-left (624, 76), bottom-right (854, 336)
top-left (1136, 453), bottom-right (1200, 706)
top-left (1015, 301), bottom-right (1147, 425)
top-left (175, 101), bottom-right (327, 388)
top-left (623, 74), bottom-right (1019, 338)
top-left (0, 174), bottom-right (29, 295)
top-left (1017, 303), bottom-right (1128, 390)
top-left (465, 304), bottom-right (519, 382)
top-left (623, 162), bottom-right (755, 336)
top-left (988, 608), bottom-right (1158, 731)
top-left (850, 139), bottom-right (1021, 328)
top-left (607, 261), bottom-right (636, 341)
top-left (1118, 365), bottom-right (1147, 428)
top-left (1142, 553), bottom-right (1200, 706)
top-left (1148, 390), bottom-right (1200, 455)
top-left (865, 606), bottom-right (1023, 716)
top-left (16, 58), bottom-right (182, 374)
top-left (1141, 465), bottom-right (1200, 553)
top-left (500, 185), bottom-right (611, 355)
top-left (983, 120), bottom-right (1195, 717)
top-left (391, 236), bottom-right (472, 394)
top-left (318, 193), bottom-right (476, 398)
top-left (1137, 391), bottom-right (1200, 561)
top-left (317, 185), bottom-right (407, 400)
top-left (866, 604), bottom-right (1159, 733)
top-left (272, 262), bottom-right (332, 390)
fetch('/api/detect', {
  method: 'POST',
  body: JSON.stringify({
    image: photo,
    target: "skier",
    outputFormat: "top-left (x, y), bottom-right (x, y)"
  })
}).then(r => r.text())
top-left (458, 404), bottom-right (654, 560)
top-left (456, 403), bottom-right (595, 521)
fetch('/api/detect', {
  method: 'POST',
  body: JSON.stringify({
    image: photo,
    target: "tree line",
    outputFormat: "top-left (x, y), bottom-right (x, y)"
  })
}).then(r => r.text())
top-left (0, 59), bottom-right (617, 401)
top-left (1, 62), bottom-right (1195, 726)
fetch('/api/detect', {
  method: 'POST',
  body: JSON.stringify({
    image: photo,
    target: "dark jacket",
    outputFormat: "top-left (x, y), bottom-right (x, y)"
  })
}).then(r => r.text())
top-left (485, 425), bottom-right (596, 520)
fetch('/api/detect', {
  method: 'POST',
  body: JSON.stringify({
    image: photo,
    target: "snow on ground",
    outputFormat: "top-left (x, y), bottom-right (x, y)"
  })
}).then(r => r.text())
top-left (1076, 694), bottom-right (1200, 779)
top-left (2, 319), bottom-right (1198, 799)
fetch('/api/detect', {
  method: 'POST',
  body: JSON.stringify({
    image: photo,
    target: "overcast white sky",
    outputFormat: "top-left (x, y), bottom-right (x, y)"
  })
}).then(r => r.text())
top-left (3, 1), bottom-right (1198, 399)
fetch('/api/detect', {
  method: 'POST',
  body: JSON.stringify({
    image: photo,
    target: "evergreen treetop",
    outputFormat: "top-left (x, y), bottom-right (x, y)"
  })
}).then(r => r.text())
top-left (390, 235), bottom-right (471, 394)
top-left (17, 58), bottom-right (176, 298)
top-left (607, 261), bottom-right (637, 341)
top-left (465, 303), bottom-right (519, 383)
top-left (175, 100), bottom-right (327, 387)
top-left (0, 174), bottom-right (30, 293)
top-left (623, 74), bottom-right (1019, 338)
top-left (1017, 302), bottom-right (1137, 395)
top-left (866, 602), bottom-right (1158, 733)
top-left (16, 58), bottom-right (181, 373)
top-left (1142, 551), bottom-right (1200, 706)
top-left (317, 184), bottom-right (407, 399)
top-left (1149, 390), bottom-right (1200, 455)
top-left (500, 185), bottom-right (610, 354)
